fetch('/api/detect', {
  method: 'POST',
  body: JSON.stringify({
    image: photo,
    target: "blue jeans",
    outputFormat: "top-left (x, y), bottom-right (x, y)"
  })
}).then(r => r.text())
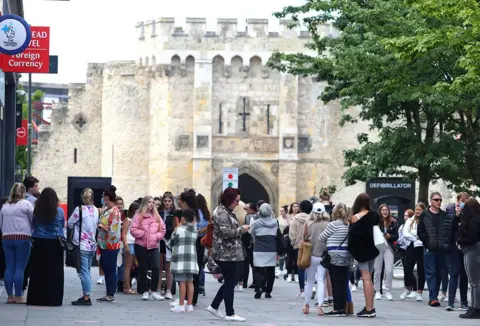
top-left (424, 249), bottom-right (446, 301)
top-left (346, 271), bottom-right (352, 303)
top-left (3, 239), bottom-right (31, 296)
top-left (79, 251), bottom-right (95, 296)
top-left (446, 248), bottom-right (468, 306)
top-left (293, 249), bottom-right (305, 291)
top-left (99, 249), bottom-right (119, 296)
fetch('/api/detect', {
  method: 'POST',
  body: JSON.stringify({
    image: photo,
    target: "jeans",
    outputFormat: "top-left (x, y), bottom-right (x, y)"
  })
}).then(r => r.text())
top-left (463, 242), bottom-right (480, 309)
top-left (346, 271), bottom-right (352, 303)
top-left (374, 248), bottom-right (394, 293)
top-left (446, 248), bottom-right (468, 307)
top-left (254, 266), bottom-right (275, 294)
top-left (135, 245), bottom-right (160, 294)
top-left (286, 247), bottom-right (297, 276)
top-left (424, 249), bottom-right (446, 301)
top-left (293, 249), bottom-right (305, 291)
top-left (278, 254), bottom-right (285, 272)
top-left (3, 239), bottom-right (31, 296)
top-left (79, 251), bottom-right (95, 296)
top-left (211, 260), bottom-right (237, 317)
top-left (99, 248), bottom-right (119, 296)
top-left (328, 264), bottom-right (349, 311)
top-left (192, 238), bottom-right (205, 305)
top-left (304, 256), bottom-right (326, 305)
top-left (242, 247), bottom-right (254, 286)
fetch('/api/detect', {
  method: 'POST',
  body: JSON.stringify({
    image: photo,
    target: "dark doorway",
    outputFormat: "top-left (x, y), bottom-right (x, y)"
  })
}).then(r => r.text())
top-left (239, 174), bottom-right (270, 206)
top-left (67, 176), bottom-right (112, 217)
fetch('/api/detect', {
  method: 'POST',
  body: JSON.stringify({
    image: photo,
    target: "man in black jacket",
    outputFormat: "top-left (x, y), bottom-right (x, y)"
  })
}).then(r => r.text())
top-left (444, 192), bottom-right (469, 311)
top-left (418, 192), bottom-right (448, 307)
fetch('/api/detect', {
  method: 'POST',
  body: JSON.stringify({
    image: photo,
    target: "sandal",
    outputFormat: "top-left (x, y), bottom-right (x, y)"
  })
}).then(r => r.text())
top-left (7, 296), bottom-right (15, 304)
top-left (302, 304), bottom-right (309, 314)
top-left (123, 289), bottom-right (137, 295)
top-left (14, 297), bottom-right (26, 304)
top-left (317, 307), bottom-right (324, 316)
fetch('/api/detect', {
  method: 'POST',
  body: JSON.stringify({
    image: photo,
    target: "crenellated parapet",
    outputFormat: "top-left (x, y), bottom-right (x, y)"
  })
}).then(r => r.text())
top-left (136, 17), bottom-right (333, 40)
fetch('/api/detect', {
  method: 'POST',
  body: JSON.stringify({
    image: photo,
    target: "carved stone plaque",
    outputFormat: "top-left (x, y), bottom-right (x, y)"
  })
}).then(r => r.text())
top-left (72, 112), bottom-right (88, 131)
top-left (283, 136), bottom-right (295, 150)
top-left (175, 134), bottom-right (190, 150)
top-left (298, 135), bottom-right (311, 153)
top-left (196, 135), bottom-right (209, 149)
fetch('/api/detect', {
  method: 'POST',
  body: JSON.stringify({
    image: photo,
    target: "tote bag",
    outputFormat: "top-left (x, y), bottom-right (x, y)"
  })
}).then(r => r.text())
top-left (297, 223), bottom-right (312, 269)
top-left (373, 225), bottom-right (388, 253)
top-left (66, 205), bottom-right (83, 270)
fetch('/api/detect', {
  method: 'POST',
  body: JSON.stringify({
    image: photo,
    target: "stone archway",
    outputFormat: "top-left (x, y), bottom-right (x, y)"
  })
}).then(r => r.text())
top-left (211, 161), bottom-right (278, 213)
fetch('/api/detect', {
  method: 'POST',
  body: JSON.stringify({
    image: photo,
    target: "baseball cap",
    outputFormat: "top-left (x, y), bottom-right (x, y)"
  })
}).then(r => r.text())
top-left (312, 202), bottom-right (326, 214)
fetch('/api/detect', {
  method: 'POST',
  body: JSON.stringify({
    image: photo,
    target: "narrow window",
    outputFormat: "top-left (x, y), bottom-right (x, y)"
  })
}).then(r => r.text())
top-left (73, 148), bottom-right (77, 164)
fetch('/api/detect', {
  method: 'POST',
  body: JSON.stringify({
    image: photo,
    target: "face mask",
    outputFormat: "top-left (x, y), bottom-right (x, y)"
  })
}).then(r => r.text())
top-left (459, 202), bottom-right (465, 209)
top-left (101, 198), bottom-right (105, 206)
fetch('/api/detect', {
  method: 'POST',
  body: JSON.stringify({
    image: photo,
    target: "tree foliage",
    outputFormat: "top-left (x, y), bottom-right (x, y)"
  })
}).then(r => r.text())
top-left (267, 0), bottom-right (480, 202)
top-left (15, 86), bottom-right (45, 170)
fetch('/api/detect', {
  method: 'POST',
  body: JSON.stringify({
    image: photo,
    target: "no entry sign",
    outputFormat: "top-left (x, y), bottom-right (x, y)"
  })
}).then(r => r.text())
top-left (16, 120), bottom-right (28, 146)
top-left (2, 26), bottom-right (50, 73)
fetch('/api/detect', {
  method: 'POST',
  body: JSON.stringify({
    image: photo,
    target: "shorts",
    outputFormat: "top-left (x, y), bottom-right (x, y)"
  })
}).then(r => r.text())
top-left (357, 259), bottom-right (375, 273)
top-left (175, 273), bottom-right (194, 282)
top-left (123, 244), bottom-right (135, 255)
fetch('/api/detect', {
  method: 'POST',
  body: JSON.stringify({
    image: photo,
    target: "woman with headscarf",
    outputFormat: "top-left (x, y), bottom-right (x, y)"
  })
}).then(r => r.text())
top-left (250, 203), bottom-right (278, 299)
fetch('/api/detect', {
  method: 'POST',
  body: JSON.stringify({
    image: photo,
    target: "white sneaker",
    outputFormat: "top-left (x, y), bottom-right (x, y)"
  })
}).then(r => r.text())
top-left (185, 304), bottom-right (194, 312)
top-left (142, 292), bottom-right (150, 300)
top-left (438, 294), bottom-right (446, 301)
top-left (375, 292), bottom-right (382, 300)
top-left (351, 284), bottom-right (357, 292)
top-left (206, 305), bottom-right (224, 319)
top-left (170, 305), bottom-right (185, 313)
top-left (131, 278), bottom-right (137, 285)
top-left (400, 290), bottom-right (410, 300)
top-left (236, 286), bottom-right (243, 292)
top-left (170, 299), bottom-right (187, 307)
top-left (407, 292), bottom-right (417, 299)
top-left (97, 276), bottom-right (104, 285)
top-left (297, 292), bottom-right (305, 298)
top-left (165, 290), bottom-right (173, 300)
top-left (150, 292), bottom-right (165, 301)
top-left (275, 270), bottom-right (282, 278)
top-left (443, 296), bottom-right (449, 302)
top-left (225, 315), bottom-right (246, 322)
top-left (294, 275), bottom-right (298, 283)
top-left (386, 292), bottom-right (393, 301)
top-left (416, 293), bottom-right (423, 301)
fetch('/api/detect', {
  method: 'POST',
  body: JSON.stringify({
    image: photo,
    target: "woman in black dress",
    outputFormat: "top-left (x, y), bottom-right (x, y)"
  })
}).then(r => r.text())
top-left (27, 188), bottom-right (65, 306)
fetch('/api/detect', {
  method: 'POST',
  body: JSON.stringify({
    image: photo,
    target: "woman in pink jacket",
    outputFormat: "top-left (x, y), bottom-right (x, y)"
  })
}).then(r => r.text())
top-left (131, 196), bottom-right (166, 301)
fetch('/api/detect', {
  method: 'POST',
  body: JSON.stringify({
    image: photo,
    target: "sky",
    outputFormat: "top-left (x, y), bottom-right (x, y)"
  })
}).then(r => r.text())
top-left (22, 0), bottom-right (305, 84)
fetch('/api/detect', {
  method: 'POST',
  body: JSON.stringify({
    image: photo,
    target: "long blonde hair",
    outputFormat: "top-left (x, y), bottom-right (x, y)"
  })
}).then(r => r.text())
top-left (137, 196), bottom-right (161, 225)
top-left (81, 188), bottom-right (94, 205)
top-left (411, 202), bottom-right (426, 231)
top-left (8, 183), bottom-right (26, 204)
top-left (332, 202), bottom-right (349, 225)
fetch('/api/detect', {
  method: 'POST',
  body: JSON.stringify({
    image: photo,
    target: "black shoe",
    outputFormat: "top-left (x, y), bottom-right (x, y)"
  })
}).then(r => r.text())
top-left (357, 307), bottom-right (376, 318)
top-left (254, 291), bottom-right (262, 299)
top-left (325, 310), bottom-right (347, 317)
top-left (428, 300), bottom-right (441, 307)
top-left (265, 293), bottom-right (272, 299)
top-left (71, 297), bottom-right (92, 306)
top-left (283, 274), bottom-right (288, 281)
top-left (460, 309), bottom-right (480, 319)
top-left (249, 284), bottom-right (256, 289)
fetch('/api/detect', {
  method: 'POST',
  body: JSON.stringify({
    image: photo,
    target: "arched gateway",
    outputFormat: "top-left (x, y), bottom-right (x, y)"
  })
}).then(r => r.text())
top-left (211, 162), bottom-right (278, 212)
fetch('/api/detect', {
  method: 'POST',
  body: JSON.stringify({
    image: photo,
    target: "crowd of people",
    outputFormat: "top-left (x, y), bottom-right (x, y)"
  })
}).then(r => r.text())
top-left (0, 177), bottom-right (479, 322)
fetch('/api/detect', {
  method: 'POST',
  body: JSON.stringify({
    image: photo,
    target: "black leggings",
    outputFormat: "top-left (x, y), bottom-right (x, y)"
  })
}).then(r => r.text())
top-left (328, 265), bottom-right (349, 311)
top-left (404, 244), bottom-right (425, 291)
top-left (254, 266), bottom-right (275, 294)
top-left (192, 238), bottom-right (204, 305)
top-left (286, 248), bottom-right (298, 276)
top-left (135, 245), bottom-right (160, 294)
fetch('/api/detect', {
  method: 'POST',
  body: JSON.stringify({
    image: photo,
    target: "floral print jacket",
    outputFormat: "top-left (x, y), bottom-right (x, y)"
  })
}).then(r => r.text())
top-left (97, 205), bottom-right (122, 250)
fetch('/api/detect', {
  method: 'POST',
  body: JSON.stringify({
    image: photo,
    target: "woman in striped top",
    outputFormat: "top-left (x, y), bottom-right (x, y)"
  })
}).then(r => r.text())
top-left (319, 203), bottom-right (351, 317)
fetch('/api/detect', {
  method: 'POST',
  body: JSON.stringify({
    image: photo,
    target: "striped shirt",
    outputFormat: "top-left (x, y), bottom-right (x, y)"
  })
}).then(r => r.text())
top-left (319, 219), bottom-right (351, 267)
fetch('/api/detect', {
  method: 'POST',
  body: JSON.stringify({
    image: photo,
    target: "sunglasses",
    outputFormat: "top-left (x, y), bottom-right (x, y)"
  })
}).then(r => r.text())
top-left (432, 198), bottom-right (442, 202)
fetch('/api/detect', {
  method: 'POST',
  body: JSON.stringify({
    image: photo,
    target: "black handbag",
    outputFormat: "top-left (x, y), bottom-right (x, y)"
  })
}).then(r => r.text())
top-left (65, 205), bottom-right (83, 270)
top-left (320, 234), bottom-right (349, 268)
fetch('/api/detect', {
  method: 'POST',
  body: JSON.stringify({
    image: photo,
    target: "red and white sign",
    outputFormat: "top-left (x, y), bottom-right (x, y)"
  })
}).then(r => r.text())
top-left (2, 26), bottom-right (50, 73)
top-left (16, 119), bottom-right (28, 146)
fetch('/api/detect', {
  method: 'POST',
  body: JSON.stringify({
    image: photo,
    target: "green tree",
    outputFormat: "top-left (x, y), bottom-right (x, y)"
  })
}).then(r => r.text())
top-left (267, 0), bottom-right (476, 203)
top-left (15, 86), bottom-right (45, 170)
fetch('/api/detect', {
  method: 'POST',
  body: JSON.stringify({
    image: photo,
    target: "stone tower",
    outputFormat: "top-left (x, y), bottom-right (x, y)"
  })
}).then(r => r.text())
top-left (32, 17), bottom-right (371, 209)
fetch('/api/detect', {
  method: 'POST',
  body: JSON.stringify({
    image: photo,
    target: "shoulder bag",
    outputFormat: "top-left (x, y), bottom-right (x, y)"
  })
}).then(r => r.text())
top-left (320, 233), bottom-right (349, 268)
top-left (66, 205), bottom-right (83, 270)
top-left (297, 223), bottom-right (312, 269)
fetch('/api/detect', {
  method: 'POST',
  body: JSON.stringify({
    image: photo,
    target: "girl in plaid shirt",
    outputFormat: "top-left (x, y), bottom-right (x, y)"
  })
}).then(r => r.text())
top-left (170, 209), bottom-right (198, 312)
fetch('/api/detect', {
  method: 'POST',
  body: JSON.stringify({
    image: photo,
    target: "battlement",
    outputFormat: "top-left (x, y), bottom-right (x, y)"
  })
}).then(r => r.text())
top-left (136, 17), bottom-right (336, 40)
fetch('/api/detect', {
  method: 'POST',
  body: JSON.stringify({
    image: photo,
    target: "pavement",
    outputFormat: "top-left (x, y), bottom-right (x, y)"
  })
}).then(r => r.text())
top-left (0, 268), bottom-right (475, 326)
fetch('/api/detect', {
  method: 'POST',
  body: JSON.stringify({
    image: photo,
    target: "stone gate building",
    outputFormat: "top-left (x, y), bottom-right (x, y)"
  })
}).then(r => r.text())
top-left (32, 17), bottom-right (376, 209)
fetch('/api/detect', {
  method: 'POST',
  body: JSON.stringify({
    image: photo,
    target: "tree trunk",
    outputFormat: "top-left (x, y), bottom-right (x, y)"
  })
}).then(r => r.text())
top-left (418, 169), bottom-right (431, 204)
